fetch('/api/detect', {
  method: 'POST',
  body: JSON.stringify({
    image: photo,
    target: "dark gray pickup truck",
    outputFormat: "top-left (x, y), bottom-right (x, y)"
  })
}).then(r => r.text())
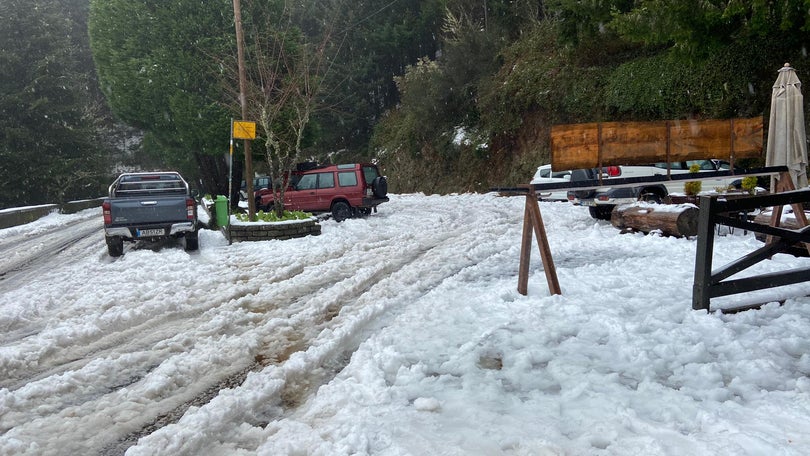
top-left (102, 172), bottom-right (199, 256)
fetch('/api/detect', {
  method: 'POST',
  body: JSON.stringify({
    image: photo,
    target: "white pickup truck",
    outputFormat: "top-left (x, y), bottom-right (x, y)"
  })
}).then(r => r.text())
top-left (102, 172), bottom-right (199, 256)
top-left (569, 159), bottom-right (743, 219)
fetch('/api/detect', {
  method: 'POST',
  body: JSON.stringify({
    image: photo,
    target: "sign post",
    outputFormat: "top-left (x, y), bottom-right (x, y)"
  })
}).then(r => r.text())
top-left (228, 118), bottom-right (234, 220)
top-left (229, 119), bottom-right (257, 220)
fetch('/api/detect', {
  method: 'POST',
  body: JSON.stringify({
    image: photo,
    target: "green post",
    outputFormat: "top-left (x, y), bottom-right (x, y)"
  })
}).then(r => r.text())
top-left (215, 195), bottom-right (229, 227)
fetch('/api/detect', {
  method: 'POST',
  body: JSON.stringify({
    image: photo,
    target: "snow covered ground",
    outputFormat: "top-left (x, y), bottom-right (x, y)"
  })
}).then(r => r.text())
top-left (1, 193), bottom-right (810, 455)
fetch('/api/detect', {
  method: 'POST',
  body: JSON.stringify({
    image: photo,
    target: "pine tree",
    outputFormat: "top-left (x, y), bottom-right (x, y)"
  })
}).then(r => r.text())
top-left (0, 0), bottom-right (110, 208)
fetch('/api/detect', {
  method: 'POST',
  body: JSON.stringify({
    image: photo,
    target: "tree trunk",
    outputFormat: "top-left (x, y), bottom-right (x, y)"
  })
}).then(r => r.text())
top-left (195, 152), bottom-right (231, 202)
top-left (611, 203), bottom-right (699, 237)
top-left (230, 157), bottom-right (244, 211)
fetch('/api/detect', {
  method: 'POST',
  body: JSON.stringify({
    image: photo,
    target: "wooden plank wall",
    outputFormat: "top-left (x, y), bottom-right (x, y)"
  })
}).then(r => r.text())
top-left (551, 117), bottom-right (763, 170)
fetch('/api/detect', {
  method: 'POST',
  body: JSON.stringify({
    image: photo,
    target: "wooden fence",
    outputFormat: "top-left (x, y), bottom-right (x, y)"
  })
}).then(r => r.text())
top-left (551, 117), bottom-right (763, 170)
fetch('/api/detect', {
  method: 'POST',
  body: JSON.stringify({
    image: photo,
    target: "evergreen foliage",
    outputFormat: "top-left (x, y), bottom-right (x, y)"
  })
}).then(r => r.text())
top-left (610, 0), bottom-right (810, 56)
top-left (373, 0), bottom-right (810, 192)
top-left (88, 0), bottom-right (238, 195)
top-left (3, 0), bottom-right (810, 208)
top-left (0, 0), bottom-right (111, 208)
top-left (604, 41), bottom-right (768, 120)
top-left (292, 0), bottom-right (446, 160)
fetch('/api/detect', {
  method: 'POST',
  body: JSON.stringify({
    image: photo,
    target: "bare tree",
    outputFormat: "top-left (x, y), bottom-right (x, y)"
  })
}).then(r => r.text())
top-left (243, 17), bottom-right (332, 217)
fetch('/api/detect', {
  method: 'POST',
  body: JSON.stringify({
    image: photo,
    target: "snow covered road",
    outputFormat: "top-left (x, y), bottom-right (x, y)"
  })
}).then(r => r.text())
top-left (2, 193), bottom-right (810, 455)
top-left (0, 213), bottom-right (101, 291)
top-left (0, 194), bottom-right (521, 454)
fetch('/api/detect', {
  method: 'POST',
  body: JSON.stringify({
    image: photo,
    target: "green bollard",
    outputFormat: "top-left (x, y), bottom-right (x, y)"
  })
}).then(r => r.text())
top-left (215, 195), bottom-right (229, 227)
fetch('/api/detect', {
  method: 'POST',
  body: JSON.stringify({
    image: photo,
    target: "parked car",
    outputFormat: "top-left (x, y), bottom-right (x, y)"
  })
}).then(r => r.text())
top-left (530, 164), bottom-right (572, 201)
top-left (102, 172), bottom-right (198, 256)
top-left (239, 175), bottom-right (272, 201)
top-left (257, 163), bottom-right (389, 221)
top-left (568, 160), bottom-right (743, 220)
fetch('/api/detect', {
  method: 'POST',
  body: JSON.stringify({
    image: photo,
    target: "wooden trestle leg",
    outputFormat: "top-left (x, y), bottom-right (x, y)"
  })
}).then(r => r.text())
top-left (517, 188), bottom-right (562, 296)
top-left (768, 171), bottom-right (810, 255)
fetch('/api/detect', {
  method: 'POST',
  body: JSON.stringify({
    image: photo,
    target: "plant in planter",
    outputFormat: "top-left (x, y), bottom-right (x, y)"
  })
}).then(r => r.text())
top-left (683, 163), bottom-right (702, 196)
top-left (714, 185), bottom-right (736, 193)
top-left (741, 176), bottom-right (758, 195)
top-left (234, 210), bottom-right (312, 223)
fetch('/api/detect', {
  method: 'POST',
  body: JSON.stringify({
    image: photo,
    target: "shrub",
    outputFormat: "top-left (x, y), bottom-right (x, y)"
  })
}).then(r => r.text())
top-left (741, 176), bottom-right (758, 194)
top-left (684, 164), bottom-right (702, 195)
top-left (234, 210), bottom-right (312, 223)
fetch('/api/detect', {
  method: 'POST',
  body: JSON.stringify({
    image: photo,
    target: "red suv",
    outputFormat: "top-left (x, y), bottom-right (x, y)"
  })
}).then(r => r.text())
top-left (257, 163), bottom-right (388, 221)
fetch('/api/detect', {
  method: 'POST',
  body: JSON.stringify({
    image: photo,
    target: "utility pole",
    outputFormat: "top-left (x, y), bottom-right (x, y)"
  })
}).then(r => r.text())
top-left (232, 0), bottom-right (255, 220)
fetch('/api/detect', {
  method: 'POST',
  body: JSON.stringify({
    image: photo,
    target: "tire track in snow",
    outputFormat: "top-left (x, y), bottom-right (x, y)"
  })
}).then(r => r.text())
top-left (0, 217), bottom-right (106, 353)
top-left (0, 247), bottom-right (329, 391)
top-left (124, 205), bottom-right (522, 454)
top-left (0, 217), bottom-right (102, 291)
top-left (0, 211), bottom-right (97, 256)
top-left (269, 210), bottom-right (521, 414)
top-left (2, 231), bottom-right (410, 453)
top-left (1, 195), bottom-right (525, 455)
top-left (98, 233), bottom-right (442, 453)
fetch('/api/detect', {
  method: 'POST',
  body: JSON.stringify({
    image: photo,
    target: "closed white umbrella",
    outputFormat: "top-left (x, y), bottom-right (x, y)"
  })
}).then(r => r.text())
top-left (766, 63), bottom-right (808, 190)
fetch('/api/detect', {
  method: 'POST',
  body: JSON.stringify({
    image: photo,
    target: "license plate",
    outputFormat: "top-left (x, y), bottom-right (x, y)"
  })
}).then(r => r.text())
top-left (137, 228), bottom-right (165, 237)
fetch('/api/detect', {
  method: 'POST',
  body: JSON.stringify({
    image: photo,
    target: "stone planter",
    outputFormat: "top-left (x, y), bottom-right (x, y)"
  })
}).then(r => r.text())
top-left (227, 217), bottom-right (321, 242)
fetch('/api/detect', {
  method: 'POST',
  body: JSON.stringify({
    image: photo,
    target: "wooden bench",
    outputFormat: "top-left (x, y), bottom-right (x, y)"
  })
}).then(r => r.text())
top-left (692, 176), bottom-right (810, 312)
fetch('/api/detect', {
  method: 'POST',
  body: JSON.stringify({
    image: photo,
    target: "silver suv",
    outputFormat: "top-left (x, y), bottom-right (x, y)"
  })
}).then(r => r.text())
top-left (569, 160), bottom-right (742, 219)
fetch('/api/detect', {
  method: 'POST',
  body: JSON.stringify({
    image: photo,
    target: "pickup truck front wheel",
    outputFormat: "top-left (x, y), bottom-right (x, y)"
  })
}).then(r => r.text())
top-left (105, 236), bottom-right (124, 257)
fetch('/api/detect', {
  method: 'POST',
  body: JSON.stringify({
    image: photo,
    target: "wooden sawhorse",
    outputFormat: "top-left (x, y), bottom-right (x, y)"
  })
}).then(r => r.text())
top-left (517, 185), bottom-right (561, 296)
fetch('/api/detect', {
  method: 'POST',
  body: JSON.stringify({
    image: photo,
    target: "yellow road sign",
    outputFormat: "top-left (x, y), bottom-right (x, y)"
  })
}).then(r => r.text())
top-left (233, 120), bottom-right (256, 139)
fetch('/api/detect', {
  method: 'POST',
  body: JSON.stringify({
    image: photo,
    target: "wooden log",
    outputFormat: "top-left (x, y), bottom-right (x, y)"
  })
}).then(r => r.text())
top-left (611, 203), bottom-right (699, 237)
top-left (754, 210), bottom-right (809, 231)
top-left (753, 210), bottom-right (810, 256)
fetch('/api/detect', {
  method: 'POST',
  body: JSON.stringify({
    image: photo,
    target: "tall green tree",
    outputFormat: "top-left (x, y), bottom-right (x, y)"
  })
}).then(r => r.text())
top-left (89, 0), bottom-right (238, 194)
top-left (547, 0), bottom-right (635, 46)
top-left (610, 0), bottom-right (810, 55)
top-left (0, 0), bottom-right (111, 208)
top-left (295, 0), bottom-right (445, 159)
top-left (372, 1), bottom-right (539, 192)
top-left (549, 0), bottom-right (810, 59)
